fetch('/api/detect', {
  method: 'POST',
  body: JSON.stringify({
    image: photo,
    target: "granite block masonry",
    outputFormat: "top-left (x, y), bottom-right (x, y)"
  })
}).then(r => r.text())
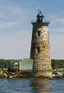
top-left (30, 10), bottom-right (52, 77)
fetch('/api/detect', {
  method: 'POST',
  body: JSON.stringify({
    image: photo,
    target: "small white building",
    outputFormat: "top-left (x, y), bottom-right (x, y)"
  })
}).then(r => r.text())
top-left (19, 58), bottom-right (33, 72)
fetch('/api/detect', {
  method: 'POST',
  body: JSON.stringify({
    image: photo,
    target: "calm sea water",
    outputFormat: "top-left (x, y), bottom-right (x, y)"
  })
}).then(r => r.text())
top-left (0, 78), bottom-right (64, 93)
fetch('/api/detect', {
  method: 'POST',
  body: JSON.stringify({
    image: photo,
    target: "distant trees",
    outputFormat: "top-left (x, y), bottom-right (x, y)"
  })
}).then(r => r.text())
top-left (0, 59), bottom-right (64, 69)
top-left (51, 59), bottom-right (64, 69)
top-left (0, 59), bottom-right (15, 69)
top-left (0, 59), bottom-right (8, 68)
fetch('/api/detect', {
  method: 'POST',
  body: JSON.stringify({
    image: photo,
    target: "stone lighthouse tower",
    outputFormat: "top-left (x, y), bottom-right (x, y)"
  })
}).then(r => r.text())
top-left (30, 10), bottom-right (52, 77)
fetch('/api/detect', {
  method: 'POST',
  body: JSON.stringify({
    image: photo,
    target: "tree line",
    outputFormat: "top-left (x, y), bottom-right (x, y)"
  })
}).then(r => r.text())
top-left (0, 59), bottom-right (64, 69)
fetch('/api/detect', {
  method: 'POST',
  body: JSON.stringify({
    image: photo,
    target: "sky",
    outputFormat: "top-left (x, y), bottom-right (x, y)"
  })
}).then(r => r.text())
top-left (0, 0), bottom-right (64, 59)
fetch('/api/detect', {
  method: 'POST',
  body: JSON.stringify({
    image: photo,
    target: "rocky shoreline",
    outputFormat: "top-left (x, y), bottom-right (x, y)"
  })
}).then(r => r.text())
top-left (0, 68), bottom-right (64, 78)
top-left (0, 69), bottom-right (22, 78)
top-left (0, 68), bottom-right (33, 78)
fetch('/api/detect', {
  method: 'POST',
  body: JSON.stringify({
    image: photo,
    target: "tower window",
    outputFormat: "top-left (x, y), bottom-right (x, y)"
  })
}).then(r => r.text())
top-left (37, 31), bottom-right (40, 37)
top-left (37, 47), bottom-right (40, 53)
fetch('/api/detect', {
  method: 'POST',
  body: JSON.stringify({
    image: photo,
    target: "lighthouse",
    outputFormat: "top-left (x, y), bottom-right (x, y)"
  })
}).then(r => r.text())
top-left (30, 10), bottom-right (52, 77)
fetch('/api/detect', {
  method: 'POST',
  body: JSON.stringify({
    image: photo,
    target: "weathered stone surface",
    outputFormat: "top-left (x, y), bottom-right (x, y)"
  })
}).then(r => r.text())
top-left (0, 69), bottom-right (23, 78)
top-left (3, 73), bottom-right (8, 78)
top-left (30, 21), bottom-right (52, 77)
top-left (33, 71), bottom-right (52, 78)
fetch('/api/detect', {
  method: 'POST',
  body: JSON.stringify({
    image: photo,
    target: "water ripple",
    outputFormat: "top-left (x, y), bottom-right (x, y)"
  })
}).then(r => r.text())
top-left (0, 78), bottom-right (64, 93)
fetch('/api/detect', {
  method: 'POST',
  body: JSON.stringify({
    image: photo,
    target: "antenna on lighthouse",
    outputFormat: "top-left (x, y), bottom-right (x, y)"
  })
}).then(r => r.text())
top-left (38, 9), bottom-right (40, 14)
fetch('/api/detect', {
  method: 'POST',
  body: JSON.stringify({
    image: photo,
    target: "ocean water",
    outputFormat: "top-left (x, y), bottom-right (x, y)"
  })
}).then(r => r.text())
top-left (0, 78), bottom-right (64, 93)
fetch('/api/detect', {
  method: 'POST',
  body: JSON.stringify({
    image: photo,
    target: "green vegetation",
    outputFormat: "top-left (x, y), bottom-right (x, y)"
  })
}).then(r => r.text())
top-left (0, 59), bottom-right (9, 68)
top-left (51, 59), bottom-right (64, 69)
top-left (0, 59), bottom-right (15, 68)
top-left (0, 59), bottom-right (64, 69)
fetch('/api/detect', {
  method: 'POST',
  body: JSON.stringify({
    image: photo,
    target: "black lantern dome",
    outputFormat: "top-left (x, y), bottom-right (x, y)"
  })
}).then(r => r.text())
top-left (37, 10), bottom-right (44, 22)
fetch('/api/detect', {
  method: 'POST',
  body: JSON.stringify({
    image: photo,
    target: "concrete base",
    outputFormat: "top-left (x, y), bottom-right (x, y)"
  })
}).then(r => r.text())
top-left (33, 71), bottom-right (53, 78)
